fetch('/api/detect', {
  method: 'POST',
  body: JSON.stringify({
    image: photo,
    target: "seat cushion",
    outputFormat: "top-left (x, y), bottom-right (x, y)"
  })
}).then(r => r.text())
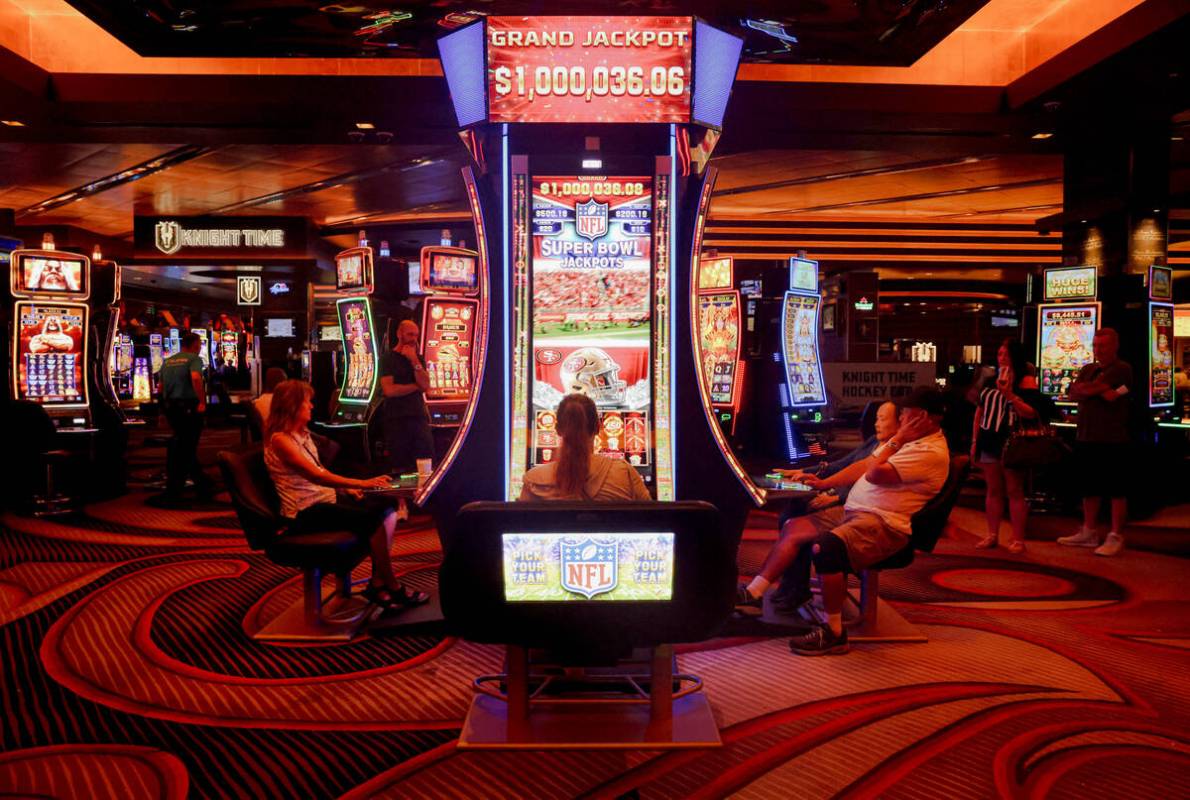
top-left (266, 529), bottom-right (368, 569)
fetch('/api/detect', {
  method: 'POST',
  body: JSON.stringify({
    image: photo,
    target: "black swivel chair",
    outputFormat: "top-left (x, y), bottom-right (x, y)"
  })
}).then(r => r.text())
top-left (217, 443), bottom-right (371, 641)
top-left (4, 400), bottom-right (80, 515)
top-left (847, 454), bottom-right (971, 639)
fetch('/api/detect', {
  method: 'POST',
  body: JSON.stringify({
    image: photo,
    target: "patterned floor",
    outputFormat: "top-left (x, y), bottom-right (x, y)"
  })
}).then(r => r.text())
top-left (2, 477), bottom-right (1188, 798)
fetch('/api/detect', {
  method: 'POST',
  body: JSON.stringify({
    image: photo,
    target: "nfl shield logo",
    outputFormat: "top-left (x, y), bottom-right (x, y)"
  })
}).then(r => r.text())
top-left (155, 220), bottom-right (182, 255)
top-left (575, 199), bottom-right (608, 241)
top-left (560, 538), bottom-right (618, 599)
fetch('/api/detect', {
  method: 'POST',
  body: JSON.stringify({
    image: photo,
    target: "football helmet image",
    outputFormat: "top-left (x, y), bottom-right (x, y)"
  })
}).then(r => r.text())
top-left (559, 347), bottom-right (626, 406)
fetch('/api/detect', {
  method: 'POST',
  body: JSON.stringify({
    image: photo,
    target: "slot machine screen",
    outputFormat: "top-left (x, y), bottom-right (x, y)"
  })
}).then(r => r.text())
top-left (530, 176), bottom-right (654, 475)
top-left (13, 252), bottom-right (89, 298)
top-left (132, 357), bottom-right (151, 402)
top-left (781, 293), bottom-right (826, 406)
top-left (13, 302), bottom-right (88, 407)
top-left (149, 333), bottom-right (164, 373)
top-left (117, 335), bottom-right (133, 373)
top-left (164, 329), bottom-right (180, 358)
top-left (336, 298), bottom-right (378, 403)
top-left (220, 331), bottom-right (239, 367)
top-left (1037, 304), bottom-right (1098, 397)
top-left (422, 298), bottom-right (477, 401)
top-left (502, 532), bottom-right (675, 602)
top-left (696, 292), bottom-right (741, 406)
top-left (407, 262), bottom-right (427, 296)
top-left (335, 248), bottom-right (372, 293)
top-left (428, 252), bottom-right (479, 292)
top-left (191, 329), bottom-right (210, 370)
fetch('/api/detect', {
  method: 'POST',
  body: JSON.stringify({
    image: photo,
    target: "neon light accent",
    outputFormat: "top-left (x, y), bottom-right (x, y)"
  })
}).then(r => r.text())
top-left (668, 131), bottom-right (678, 495)
top-left (508, 158), bottom-right (532, 500)
top-left (780, 291), bottom-right (827, 408)
top-left (692, 19), bottom-right (744, 129)
top-left (687, 168), bottom-right (764, 506)
top-left (437, 20), bottom-right (487, 127)
top-left (1149, 301), bottom-right (1174, 408)
top-left (653, 156), bottom-right (674, 500)
top-left (334, 297), bottom-right (379, 405)
top-left (418, 167), bottom-right (493, 504)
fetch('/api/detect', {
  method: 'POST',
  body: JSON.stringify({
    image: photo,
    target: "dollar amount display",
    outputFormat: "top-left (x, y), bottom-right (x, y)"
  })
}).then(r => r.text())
top-left (493, 65), bottom-right (685, 103)
top-left (538, 180), bottom-right (647, 197)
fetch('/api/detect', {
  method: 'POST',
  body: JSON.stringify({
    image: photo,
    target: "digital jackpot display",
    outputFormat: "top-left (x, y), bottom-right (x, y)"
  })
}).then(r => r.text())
top-left (12, 251), bottom-right (89, 298)
top-left (697, 292), bottom-right (741, 406)
top-left (1150, 303), bottom-right (1174, 407)
top-left (530, 176), bottom-right (654, 471)
top-left (781, 293), bottom-right (826, 406)
top-left (336, 298), bottom-right (378, 403)
top-left (488, 17), bottom-right (692, 124)
top-left (13, 302), bottom-right (88, 407)
top-left (1037, 304), bottom-right (1099, 397)
top-left (421, 298), bottom-right (477, 402)
top-left (502, 532), bottom-right (674, 601)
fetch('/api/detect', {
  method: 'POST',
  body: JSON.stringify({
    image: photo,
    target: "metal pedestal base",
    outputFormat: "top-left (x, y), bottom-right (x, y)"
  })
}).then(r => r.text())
top-left (254, 576), bottom-right (374, 642)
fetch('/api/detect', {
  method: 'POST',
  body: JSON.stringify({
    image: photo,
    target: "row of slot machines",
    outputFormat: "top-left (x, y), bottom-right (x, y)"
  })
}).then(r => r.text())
top-left (107, 327), bottom-right (246, 406)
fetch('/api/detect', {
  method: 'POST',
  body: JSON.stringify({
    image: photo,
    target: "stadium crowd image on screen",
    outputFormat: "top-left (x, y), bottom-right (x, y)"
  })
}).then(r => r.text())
top-left (528, 175), bottom-right (657, 480)
top-left (502, 532), bottom-right (675, 602)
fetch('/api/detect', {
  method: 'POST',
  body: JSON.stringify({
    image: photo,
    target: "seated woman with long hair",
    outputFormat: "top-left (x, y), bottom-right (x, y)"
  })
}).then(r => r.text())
top-left (520, 393), bottom-right (651, 501)
top-left (264, 380), bottom-right (428, 609)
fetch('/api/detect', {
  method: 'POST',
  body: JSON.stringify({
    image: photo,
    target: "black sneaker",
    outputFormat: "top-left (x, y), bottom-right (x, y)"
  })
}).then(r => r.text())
top-left (789, 623), bottom-right (849, 656)
top-left (735, 583), bottom-right (763, 615)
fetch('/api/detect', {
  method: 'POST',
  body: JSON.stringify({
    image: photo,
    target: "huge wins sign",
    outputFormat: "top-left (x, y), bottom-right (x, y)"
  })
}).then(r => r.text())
top-left (488, 17), bottom-right (692, 124)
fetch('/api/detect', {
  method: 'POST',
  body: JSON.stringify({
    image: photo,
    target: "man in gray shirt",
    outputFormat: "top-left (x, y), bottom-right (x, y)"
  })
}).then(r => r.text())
top-left (1058, 327), bottom-right (1132, 556)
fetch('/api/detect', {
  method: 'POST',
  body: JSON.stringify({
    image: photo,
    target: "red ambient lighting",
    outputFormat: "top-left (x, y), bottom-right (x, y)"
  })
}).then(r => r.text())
top-left (487, 17), bottom-right (692, 124)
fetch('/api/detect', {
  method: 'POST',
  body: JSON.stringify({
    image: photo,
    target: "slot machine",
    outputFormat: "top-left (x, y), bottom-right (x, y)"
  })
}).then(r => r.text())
top-left (694, 255), bottom-right (744, 436)
top-left (191, 328), bottom-right (211, 372)
top-left (7, 248), bottom-right (94, 429)
top-left (164, 328), bottom-right (181, 358)
top-left (428, 15), bottom-right (775, 526)
top-left (149, 333), bottom-right (164, 377)
top-left (132, 356), bottom-right (152, 404)
top-left (220, 330), bottom-right (239, 369)
top-left (320, 245), bottom-right (382, 462)
top-left (1035, 266), bottom-right (1100, 428)
top-left (778, 257), bottom-right (829, 462)
top-left (418, 245), bottom-right (481, 430)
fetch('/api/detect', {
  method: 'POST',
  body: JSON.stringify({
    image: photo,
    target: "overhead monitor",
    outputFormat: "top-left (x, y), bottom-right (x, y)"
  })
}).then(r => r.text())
top-left (789, 257), bottom-right (819, 294)
top-left (502, 532), bottom-right (675, 602)
top-left (1043, 266), bottom-right (1097, 302)
top-left (320, 324), bottom-right (343, 343)
top-left (265, 318), bottom-right (296, 338)
top-left (420, 246), bottom-right (479, 293)
top-left (698, 256), bottom-right (733, 290)
top-left (11, 250), bottom-right (90, 300)
top-left (1149, 265), bottom-right (1172, 301)
top-left (335, 247), bottom-right (374, 294)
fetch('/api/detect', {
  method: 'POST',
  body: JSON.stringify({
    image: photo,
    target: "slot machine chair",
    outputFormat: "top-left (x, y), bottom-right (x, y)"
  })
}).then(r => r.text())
top-left (218, 443), bottom-right (374, 642)
top-left (3, 400), bottom-right (83, 516)
top-left (440, 501), bottom-right (735, 749)
top-left (846, 454), bottom-right (970, 642)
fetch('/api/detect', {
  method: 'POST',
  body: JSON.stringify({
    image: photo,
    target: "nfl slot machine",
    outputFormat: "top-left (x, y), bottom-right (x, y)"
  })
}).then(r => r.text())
top-left (779, 257), bottom-right (829, 462)
top-left (430, 15), bottom-right (775, 523)
top-left (693, 255), bottom-right (744, 436)
top-left (7, 249), bottom-right (94, 428)
top-left (419, 245), bottom-right (481, 428)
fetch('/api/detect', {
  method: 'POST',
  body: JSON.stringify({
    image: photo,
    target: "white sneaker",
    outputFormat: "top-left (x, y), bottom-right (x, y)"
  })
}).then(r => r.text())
top-left (1094, 533), bottom-right (1124, 557)
top-left (1057, 528), bottom-right (1100, 548)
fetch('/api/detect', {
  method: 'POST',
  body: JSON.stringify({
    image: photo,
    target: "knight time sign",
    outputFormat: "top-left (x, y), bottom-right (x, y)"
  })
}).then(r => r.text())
top-left (134, 216), bottom-right (306, 260)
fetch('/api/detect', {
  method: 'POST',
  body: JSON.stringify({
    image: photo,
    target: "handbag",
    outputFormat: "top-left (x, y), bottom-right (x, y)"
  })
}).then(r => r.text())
top-left (1001, 423), bottom-right (1069, 470)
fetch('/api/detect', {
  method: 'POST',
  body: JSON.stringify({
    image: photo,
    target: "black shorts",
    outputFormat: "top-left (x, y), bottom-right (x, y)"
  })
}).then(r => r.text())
top-left (1074, 441), bottom-right (1133, 499)
top-left (288, 496), bottom-right (395, 540)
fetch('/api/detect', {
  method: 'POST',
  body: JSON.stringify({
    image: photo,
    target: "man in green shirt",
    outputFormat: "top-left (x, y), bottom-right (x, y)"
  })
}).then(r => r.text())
top-left (159, 332), bottom-right (213, 501)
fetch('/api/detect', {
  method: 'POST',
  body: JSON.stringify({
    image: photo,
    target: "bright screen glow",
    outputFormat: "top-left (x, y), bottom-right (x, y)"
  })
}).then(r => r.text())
top-left (335, 248), bottom-right (371, 292)
top-left (698, 256), bottom-right (732, 289)
top-left (503, 532), bottom-right (674, 601)
top-left (422, 298), bottom-right (476, 401)
top-left (697, 291), bottom-right (741, 406)
top-left (429, 252), bottom-right (479, 292)
top-left (18, 253), bottom-right (87, 296)
top-left (337, 299), bottom-right (377, 403)
top-left (14, 302), bottom-right (86, 405)
top-left (1150, 303), bottom-right (1174, 407)
top-left (782, 293), bottom-right (826, 406)
top-left (488, 17), bottom-right (692, 124)
top-left (1037, 303), bottom-right (1098, 397)
top-left (266, 319), bottom-right (295, 338)
top-left (790, 258), bottom-right (819, 293)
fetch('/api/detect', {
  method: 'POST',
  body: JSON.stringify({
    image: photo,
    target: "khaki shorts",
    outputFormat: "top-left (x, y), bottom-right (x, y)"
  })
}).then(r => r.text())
top-left (801, 506), bottom-right (910, 571)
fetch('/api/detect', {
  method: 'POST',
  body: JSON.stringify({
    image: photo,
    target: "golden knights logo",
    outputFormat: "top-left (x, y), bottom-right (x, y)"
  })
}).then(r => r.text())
top-left (560, 537), bottom-right (618, 599)
top-left (154, 220), bottom-right (182, 255)
top-left (575, 199), bottom-right (608, 241)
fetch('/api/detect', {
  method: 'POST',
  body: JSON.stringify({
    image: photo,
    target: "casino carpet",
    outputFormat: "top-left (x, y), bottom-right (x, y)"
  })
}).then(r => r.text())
top-left (2, 476), bottom-right (1188, 798)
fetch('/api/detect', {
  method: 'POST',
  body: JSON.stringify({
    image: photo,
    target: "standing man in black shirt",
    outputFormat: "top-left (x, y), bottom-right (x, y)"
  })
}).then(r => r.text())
top-left (1058, 327), bottom-right (1133, 556)
top-left (380, 319), bottom-right (432, 520)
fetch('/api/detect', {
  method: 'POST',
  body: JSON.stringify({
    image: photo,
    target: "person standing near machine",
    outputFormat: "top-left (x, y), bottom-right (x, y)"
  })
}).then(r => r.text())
top-left (159, 332), bottom-right (214, 503)
top-left (1058, 327), bottom-right (1133, 556)
top-left (380, 319), bottom-right (432, 520)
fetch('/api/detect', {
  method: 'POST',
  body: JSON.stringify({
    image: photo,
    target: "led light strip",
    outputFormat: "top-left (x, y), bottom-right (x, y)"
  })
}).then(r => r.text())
top-left (417, 166), bottom-right (491, 504)
top-left (652, 155), bottom-right (674, 501)
top-left (507, 157), bottom-right (532, 500)
top-left (687, 168), bottom-right (765, 506)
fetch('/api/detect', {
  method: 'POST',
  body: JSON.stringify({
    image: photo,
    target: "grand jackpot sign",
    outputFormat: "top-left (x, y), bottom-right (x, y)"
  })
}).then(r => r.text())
top-left (488, 17), bottom-right (692, 124)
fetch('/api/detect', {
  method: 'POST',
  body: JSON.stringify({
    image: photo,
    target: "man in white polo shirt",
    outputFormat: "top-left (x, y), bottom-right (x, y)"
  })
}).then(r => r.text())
top-left (789, 387), bottom-right (951, 655)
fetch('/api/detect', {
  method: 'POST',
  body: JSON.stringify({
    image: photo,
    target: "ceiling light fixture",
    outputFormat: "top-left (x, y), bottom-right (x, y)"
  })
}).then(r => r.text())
top-left (1031, 132), bottom-right (1053, 139)
top-left (355, 122), bottom-right (375, 130)
top-left (1, 120), bottom-right (24, 126)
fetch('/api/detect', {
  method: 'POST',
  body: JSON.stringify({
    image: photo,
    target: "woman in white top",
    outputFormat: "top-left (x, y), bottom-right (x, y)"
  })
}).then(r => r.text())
top-left (264, 380), bottom-right (428, 609)
top-left (520, 393), bottom-right (651, 501)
